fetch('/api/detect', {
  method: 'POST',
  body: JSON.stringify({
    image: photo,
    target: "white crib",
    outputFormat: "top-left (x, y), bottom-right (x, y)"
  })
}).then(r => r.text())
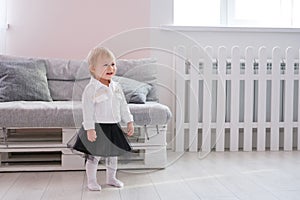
top-left (174, 45), bottom-right (300, 153)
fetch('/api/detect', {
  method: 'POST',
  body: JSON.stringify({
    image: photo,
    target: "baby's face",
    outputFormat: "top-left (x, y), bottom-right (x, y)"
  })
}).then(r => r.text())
top-left (93, 56), bottom-right (116, 80)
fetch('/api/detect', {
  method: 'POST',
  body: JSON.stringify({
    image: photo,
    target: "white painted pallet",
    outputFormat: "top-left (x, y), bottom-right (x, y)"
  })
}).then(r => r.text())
top-left (0, 125), bottom-right (168, 171)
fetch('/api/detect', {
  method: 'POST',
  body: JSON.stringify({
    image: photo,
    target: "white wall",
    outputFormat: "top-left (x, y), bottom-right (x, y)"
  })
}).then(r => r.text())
top-left (0, 0), bottom-right (7, 54)
top-left (5, 0), bottom-right (151, 59)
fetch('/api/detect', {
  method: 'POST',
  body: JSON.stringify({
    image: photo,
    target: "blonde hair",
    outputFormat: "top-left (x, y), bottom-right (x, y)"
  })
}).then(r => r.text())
top-left (87, 46), bottom-right (115, 78)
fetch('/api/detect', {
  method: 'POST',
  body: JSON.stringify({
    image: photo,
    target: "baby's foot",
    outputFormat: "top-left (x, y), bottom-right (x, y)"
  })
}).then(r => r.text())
top-left (107, 178), bottom-right (124, 188)
top-left (87, 182), bottom-right (102, 191)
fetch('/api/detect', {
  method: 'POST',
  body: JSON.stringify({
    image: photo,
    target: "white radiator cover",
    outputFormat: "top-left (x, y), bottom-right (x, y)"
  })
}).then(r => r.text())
top-left (174, 46), bottom-right (300, 153)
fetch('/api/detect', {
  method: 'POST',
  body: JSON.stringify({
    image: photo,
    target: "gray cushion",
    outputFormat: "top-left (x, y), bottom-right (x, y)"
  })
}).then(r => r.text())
top-left (0, 101), bottom-right (81, 127)
top-left (45, 59), bottom-right (90, 81)
top-left (48, 79), bottom-right (89, 101)
top-left (116, 58), bottom-right (158, 101)
top-left (0, 101), bottom-right (171, 127)
top-left (0, 59), bottom-right (52, 102)
top-left (113, 76), bottom-right (152, 104)
top-left (128, 102), bottom-right (172, 126)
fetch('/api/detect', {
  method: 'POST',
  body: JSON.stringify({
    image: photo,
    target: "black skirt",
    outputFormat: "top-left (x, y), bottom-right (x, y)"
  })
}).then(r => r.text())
top-left (68, 123), bottom-right (132, 157)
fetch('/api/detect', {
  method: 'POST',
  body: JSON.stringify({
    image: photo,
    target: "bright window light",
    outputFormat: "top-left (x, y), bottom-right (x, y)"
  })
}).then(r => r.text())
top-left (173, 0), bottom-right (220, 26)
top-left (235, 0), bottom-right (280, 21)
top-left (173, 0), bottom-right (300, 28)
top-left (232, 0), bottom-right (288, 27)
top-left (293, 0), bottom-right (300, 27)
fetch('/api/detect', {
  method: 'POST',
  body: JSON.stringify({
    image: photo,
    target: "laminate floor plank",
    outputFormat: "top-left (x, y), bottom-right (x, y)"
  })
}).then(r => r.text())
top-left (153, 180), bottom-right (200, 200)
top-left (1, 172), bottom-right (51, 200)
top-left (0, 173), bottom-right (21, 199)
top-left (185, 177), bottom-right (239, 200)
top-left (40, 171), bottom-right (85, 200)
top-left (120, 185), bottom-right (160, 200)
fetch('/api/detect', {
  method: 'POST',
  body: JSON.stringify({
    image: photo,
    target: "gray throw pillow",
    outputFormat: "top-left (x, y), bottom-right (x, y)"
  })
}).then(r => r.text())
top-left (0, 59), bottom-right (52, 102)
top-left (113, 76), bottom-right (152, 104)
top-left (116, 58), bottom-right (158, 101)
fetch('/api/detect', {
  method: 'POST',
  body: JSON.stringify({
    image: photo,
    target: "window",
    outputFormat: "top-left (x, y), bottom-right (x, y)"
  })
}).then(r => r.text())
top-left (173, 0), bottom-right (300, 28)
top-left (174, 0), bottom-right (221, 26)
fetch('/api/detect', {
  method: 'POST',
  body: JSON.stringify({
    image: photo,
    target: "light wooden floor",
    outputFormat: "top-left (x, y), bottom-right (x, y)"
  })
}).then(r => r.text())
top-left (1, 151), bottom-right (300, 200)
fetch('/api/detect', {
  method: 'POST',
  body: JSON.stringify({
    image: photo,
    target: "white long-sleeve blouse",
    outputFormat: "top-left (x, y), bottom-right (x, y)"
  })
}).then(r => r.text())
top-left (82, 77), bottom-right (133, 130)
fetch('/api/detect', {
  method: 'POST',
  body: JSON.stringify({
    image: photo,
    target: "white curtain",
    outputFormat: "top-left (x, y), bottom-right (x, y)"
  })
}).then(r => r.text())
top-left (0, 0), bottom-right (7, 54)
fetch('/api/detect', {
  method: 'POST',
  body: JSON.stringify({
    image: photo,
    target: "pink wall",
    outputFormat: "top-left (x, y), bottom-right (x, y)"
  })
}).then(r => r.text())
top-left (6, 0), bottom-right (151, 59)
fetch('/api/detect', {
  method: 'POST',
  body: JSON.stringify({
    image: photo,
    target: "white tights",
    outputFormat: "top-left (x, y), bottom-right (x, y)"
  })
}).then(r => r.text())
top-left (85, 156), bottom-right (124, 191)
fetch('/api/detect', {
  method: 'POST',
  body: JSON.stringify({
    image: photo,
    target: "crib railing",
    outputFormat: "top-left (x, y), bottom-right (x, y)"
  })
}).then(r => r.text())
top-left (174, 46), bottom-right (300, 153)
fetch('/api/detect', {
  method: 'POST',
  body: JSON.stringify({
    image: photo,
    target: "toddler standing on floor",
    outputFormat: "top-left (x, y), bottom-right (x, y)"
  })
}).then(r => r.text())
top-left (79, 46), bottom-right (134, 191)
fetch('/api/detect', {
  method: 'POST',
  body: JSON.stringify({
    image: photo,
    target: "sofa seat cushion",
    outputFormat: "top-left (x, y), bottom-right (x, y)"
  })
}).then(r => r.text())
top-left (0, 101), bottom-right (81, 128)
top-left (0, 101), bottom-right (171, 128)
top-left (128, 102), bottom-right (172, 126)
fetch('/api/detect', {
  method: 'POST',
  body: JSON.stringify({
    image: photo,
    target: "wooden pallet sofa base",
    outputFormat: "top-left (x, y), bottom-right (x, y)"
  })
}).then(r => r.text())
top-left (0, 126), bottom-right (168, 172)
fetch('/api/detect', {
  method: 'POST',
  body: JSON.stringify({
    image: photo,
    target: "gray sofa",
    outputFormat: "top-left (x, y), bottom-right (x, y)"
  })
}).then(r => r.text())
top-left (0, 54), bottom-right (172, 171)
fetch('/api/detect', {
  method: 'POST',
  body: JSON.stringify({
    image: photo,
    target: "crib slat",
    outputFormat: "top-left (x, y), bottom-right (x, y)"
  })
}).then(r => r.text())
top-left (270, 47), bottom-right (281, 151)
top-left (230, 46), bottom-right (240, 151)
top-left (284, 47), bottom-right (294, 151)
top-left (175, 46), bottom-right (186, 152)
top-left (189, 46), bottom-right (200, 152)
top-left (257, 47), bottom-right (268, 151)
top-left (216, 46), bottom-right (226, 151)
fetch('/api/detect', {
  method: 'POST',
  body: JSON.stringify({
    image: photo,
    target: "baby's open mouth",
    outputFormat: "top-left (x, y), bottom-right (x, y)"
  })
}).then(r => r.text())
top-left (106, 72), bottom-right (113, 75)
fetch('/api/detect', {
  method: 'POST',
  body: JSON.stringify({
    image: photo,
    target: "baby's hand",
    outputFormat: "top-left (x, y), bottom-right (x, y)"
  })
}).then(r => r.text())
top-left (127, 122), bottom-right (134, 136)
top-left (87, 129), bottom-right (97, 142)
